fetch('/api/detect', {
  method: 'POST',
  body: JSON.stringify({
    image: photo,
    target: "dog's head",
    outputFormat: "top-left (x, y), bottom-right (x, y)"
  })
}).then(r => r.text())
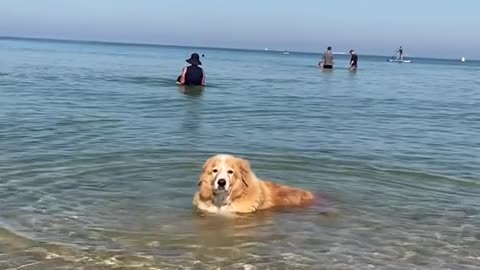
top-left (198, 154), bottom-right (253, 206)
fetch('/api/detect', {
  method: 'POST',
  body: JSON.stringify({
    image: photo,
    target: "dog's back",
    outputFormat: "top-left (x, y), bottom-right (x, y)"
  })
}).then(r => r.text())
top-left (259, 180), bottom-right (315, 209)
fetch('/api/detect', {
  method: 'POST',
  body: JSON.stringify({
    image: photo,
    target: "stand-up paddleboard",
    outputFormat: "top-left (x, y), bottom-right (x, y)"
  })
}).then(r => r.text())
top-left (387, 58), bottom-right (412, 63)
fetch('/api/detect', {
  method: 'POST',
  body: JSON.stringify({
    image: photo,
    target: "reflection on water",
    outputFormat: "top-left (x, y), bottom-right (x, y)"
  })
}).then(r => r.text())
top-left (179, 88), bottom-right (203, 137)
top-left (177, 85), bottom-right (205, 97)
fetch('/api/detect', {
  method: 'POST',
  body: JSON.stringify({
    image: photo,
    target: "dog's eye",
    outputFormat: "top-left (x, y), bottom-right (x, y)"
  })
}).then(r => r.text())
top-left (212, 169), bottom-right (218, 173)
top-left (228, 170), bottom-right (233, 174)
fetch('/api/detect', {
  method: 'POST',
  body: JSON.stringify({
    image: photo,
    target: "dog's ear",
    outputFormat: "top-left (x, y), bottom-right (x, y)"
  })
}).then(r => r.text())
top-left (198, 171), bottom-right (213, 201)
top-left (198, 158), bottom-right (214, 200)
top-left (237, 157), bottom-right (252, 187)
top-left (228, 157), bottom-right (253, 201)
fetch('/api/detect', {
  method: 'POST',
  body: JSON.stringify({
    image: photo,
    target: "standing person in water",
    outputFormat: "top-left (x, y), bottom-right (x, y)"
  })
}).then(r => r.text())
top-left (319, 46), bottom-right (335, 69)
top-left (397, 46), bottom-right (403, 60)
top-left (349, 49), bottom-right (358, 70)
top-left (177, 53), bottom-right (205, 86)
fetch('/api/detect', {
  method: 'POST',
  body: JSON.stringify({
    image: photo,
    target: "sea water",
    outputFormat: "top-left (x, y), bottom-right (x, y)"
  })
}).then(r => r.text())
top-left (0, 37), bottom-right (479, 269)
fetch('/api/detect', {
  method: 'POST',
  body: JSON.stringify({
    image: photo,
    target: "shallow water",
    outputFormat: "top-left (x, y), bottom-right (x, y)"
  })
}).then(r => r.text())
top-left (0, 37), bottom-right (479, 269)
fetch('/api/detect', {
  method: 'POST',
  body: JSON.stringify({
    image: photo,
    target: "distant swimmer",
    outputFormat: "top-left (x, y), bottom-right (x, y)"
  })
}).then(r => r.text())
top-left (319, 46), bottom-right (335, 69)
top-left (176, 53), bottom-right (206, 86)
top-left (349, 49), bottom-right (358, 70)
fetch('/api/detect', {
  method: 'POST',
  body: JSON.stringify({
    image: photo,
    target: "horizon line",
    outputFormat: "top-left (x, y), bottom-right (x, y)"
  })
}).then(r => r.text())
top-left (0, 35), bottom-right (475, 61)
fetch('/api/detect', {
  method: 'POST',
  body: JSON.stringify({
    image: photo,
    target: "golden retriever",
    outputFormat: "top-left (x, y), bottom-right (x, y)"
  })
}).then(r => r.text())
top-left (193, 154), bottom-right (315, 214)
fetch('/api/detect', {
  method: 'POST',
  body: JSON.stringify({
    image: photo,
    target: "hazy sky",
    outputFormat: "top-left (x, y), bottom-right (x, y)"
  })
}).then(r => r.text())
top-left (0, 0), bottom-right (478, 59)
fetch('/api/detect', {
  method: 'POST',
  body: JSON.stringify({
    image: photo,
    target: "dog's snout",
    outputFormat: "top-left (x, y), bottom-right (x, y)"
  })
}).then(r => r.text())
top-left (217, 179), bottom-right (226, 187)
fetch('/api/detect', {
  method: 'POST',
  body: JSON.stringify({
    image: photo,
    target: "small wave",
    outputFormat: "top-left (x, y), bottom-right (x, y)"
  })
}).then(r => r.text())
top-left (370, 165), bottom-right (480, 189)
top-left (103, 75), bottom-right (176, 87)
top-left (0, 226), bottom-right (161, 269)
top-left (0, 226), bottom-right (36, 250)
top-left (258, 78), bottom-right (305, 84)
top-left (103, 75), bottom-right (224, 89)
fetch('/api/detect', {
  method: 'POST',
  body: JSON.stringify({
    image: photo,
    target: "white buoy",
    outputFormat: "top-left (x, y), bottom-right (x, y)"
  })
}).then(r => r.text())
top-left (461, 57), bottom-right (466, 62)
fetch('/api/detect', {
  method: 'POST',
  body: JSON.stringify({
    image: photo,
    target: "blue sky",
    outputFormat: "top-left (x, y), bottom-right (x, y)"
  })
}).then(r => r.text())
top-left (0, 0), bottom-right (478, 59)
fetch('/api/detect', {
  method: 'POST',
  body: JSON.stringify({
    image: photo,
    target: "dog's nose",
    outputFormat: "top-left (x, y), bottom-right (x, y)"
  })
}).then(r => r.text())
top-left (217, 179), bottom-right (226, 187)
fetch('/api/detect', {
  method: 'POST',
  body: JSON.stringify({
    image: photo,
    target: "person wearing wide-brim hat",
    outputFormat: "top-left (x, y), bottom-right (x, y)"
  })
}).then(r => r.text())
top-left (177, 53), bottom-right (205, 86)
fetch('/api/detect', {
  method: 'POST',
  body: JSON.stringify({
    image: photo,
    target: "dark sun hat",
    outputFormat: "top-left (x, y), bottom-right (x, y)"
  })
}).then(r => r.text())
top-left (186, 53), bottom-right (202, 65)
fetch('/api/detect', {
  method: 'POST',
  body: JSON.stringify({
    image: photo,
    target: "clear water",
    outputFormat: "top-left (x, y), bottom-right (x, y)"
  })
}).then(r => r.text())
top-left (1, 37), bottom-right (479, 269)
